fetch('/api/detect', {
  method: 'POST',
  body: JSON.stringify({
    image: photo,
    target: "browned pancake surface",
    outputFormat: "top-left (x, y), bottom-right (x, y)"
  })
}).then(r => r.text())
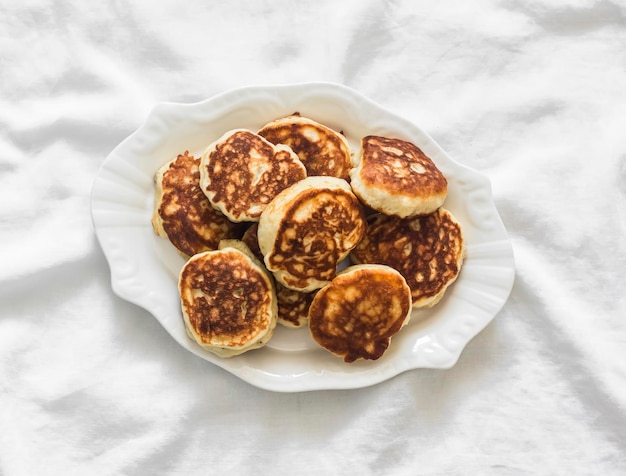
top-left (154, 151), bottom-right (241, 257)
top-left (241, 223), bottom-right (263, 261)
top-left (241, 222), bottom-right (314, 327)
top-left (308, 265), bottom-right (412, 363)
top-left (258, 115), bottom-right (352, 179)
top-left (202, 130), bottom-right (306, 221)
top-left (351, 209), bottom-right (464, 306)
top-left (359, 135), bottom-right (447, 198)
top-left (261, 179), bottom-right (367, 291)
top-left (275, 283), bottom-right (315, 328)
top-left (179, 249), bottom-right (274, 348)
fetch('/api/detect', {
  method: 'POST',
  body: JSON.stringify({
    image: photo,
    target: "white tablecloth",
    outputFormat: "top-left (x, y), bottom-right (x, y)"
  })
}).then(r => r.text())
top-left (1, 1), bottom-right (625, 474)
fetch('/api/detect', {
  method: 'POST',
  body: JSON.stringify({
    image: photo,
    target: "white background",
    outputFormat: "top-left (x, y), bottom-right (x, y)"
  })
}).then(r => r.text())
top-left (1, 1), bottom-right (625, 474)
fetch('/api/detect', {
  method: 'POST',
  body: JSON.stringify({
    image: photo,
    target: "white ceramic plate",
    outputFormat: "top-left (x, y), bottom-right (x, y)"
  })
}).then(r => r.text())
top-left (91, 82), bottom-right (515, 392)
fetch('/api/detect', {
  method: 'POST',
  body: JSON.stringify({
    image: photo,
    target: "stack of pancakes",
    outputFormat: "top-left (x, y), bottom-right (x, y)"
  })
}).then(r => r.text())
top-left (152, 113), bottom-right (464, 361)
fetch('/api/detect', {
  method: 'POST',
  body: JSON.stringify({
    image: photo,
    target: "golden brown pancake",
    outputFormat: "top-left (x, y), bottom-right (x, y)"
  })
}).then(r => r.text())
top-left (199, 129), bottom-right (306, 222)
top-left (152, 151), bottom-right (243, 258)
top-left (178, 245), bottom-right (277, 357)
top-left (241, 222), bottom-right (263, 262)
top-left (258, 114), bottom-right (352, 180)
top-left (308, 264), bottom-right (412, 363)
top-left (257, 176), bottom-right (367, 293)
top-left (351, 208), bottom-right (465, 308)
top-left (275, 283), bottom-right (316, 328)
top-left (350, 135), bottom-right (448, 217)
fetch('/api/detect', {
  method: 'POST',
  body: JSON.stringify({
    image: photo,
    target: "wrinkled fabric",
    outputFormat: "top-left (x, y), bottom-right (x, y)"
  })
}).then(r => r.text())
top-left (1, 1), bottom-right (626, 474)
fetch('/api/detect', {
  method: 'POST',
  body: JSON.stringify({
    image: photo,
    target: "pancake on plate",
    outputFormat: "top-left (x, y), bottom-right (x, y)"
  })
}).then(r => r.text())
top-left (241, 222), bottom-right (263, 262)
top-left (241, 223), bottom-right (313, 328)
top-left (178, 242), bottom-right (277, 358)
top-left (350, 135), bottom-right (447, 217)
top-left (274, 284), bottom-right (316, 328)
top-left (152, 151), bottom-right (242, 258)
top-left (199, 129), bottom-right (307, 222)
top-left (258, 114), bottom-right (352, 180)
top-left (351, 208), bottom-right (465, 308)
top-left (257, 176), bottom-right (367, 293)
top-left (308, 264), bottom-right (412, 363)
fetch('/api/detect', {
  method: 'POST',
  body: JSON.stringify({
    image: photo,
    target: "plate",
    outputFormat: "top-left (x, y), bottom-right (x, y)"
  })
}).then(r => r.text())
top-left (91, 82), bottom-right (515, 392)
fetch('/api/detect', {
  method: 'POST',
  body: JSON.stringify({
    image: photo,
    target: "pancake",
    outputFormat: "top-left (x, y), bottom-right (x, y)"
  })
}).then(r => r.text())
top-left (275, 283), bottom-right (316, 328)
top-left (308, 264), bottom-right (412, 363)
top-left (178, 244), bottom-right (277, 358)
top-left (349, 135), bottom-right (448, 217)
top-left (257, 176), bottom-right (367, 293)
top-left (241, 222), bottom-right (263, 262)
top-left (199, 129), bottom-right (307, 222)
top-left (258, 114), bottom-right (353, 180)
top-left (152, 151), bottom-right (242, 258)
top-left (350, 208), bottom-right (465, 308)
